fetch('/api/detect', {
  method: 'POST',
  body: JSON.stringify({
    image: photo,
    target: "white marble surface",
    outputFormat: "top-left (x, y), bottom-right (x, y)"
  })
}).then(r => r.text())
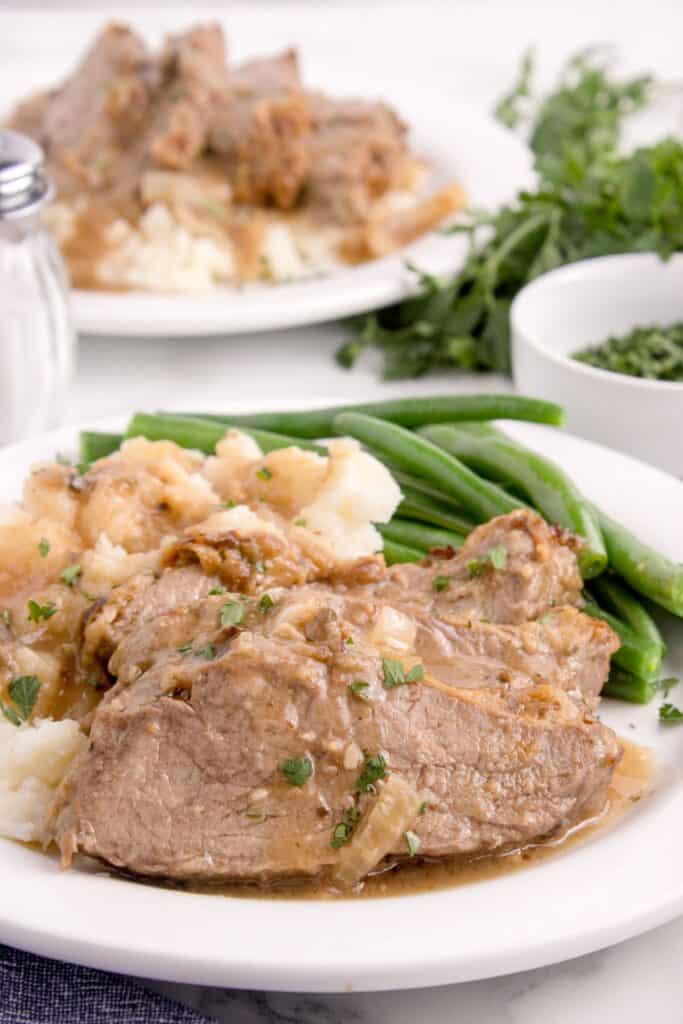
top-left (3, 1), bottom-right (683, 1020)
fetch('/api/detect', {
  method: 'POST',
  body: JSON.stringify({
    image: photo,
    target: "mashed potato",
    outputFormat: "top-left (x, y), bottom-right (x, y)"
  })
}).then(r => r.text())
top-left (0, 718), bottom-right (86, 843)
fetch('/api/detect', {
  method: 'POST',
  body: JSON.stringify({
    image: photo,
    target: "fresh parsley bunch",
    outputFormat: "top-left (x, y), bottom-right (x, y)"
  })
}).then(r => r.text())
top-left (339, 51), bottom-right (683, 377)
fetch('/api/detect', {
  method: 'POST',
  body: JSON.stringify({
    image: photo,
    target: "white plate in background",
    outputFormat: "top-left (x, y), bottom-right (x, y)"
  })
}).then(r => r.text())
top-left (3, 58), bottom-right (532, 336)
top-left (0, 406), bottom-right (681, 992)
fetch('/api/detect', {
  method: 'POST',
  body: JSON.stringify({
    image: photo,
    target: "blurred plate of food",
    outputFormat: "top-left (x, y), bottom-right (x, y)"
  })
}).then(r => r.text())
top-left (3, 21), bottom-right (533, 336)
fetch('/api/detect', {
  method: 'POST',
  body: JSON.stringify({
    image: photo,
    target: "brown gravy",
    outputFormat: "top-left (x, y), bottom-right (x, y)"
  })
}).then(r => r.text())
top-left (177, 738), bottom-right (653, 901)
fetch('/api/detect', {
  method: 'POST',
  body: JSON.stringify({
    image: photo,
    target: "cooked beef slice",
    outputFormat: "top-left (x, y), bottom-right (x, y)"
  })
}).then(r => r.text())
top-left (208, 50), bottom-right (311, 208)
top-left (8, 23), bottom-right (156, 193)
top-left (148, 24), bottom-right (228, 171)
top-left (52, 596), bottom-right (621, 882)
top-left (306, 94), bottom-right (409, 222)
top-left (380, 510), bottom-right (583, 624)
top-left (53, 539), bottom-right (621, 883)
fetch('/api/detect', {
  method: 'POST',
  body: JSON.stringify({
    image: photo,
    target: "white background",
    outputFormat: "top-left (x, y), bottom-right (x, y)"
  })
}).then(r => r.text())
top-left (2, 2), bottom-right (683, 1021)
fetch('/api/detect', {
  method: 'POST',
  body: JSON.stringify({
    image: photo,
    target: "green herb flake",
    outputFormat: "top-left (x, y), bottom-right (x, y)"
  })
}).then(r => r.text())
top-left (331, 806), bottom-right (360, 849)
top-left (256, 466), bottom-right (273, 481)
top-left (38, 538), bottom-right (50, 558)
top-left (405, 830), bottom-right (420, 857)
top-left (1, 609), bottom-right (11, 628)
top-left (84, 677), bottom-right (100, 690)
top-left (60, 565), bottom-right (82, 587)
top-left (208, 586), bottom-right (227, 596)
top-left (222, 500), bottom-right (236, 510)
top-left (433, 575), bottom-right (451, 592)
top-left (468, 545), bottom-right (508, 577)
top-left (294, 518), bottom-right (308, 527)
top-left (259, 593), bottom-right (274, 613)
top-left (660, 677), bottom-right (679, 698)
top-left (280, 756), bottom-right (313, 787)
top-left (27, 599), bottom-right (58, 623)
top-left (356, 751), bottom-right (387, 793)
top-left (348, 680), bottom-right (371, 702)
top-left (3, 675), bottom-right (41, 724)
top-left (660, 702), bottom-right (683, 723)
top-left (177, 642), bottom-right (194, 654)
top-left (344, 636), bottom-right (354, 646)
top-left (382, 658), bottom-right (424, 689)
top-left (419, 801), bottom-right (427, 815)
top-left (196, 643), bottom-right (217, 660)
top-left (219, 601), bottom-right (246, 629)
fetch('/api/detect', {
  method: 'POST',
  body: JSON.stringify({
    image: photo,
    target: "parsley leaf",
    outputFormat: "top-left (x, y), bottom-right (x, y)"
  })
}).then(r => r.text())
top-left (405, 830), bottom-right (420, 857)
top-left (60, 565), bottom-right (82, 587)
top-left (27, 599), bottom-right (57, 623)
top-left (256, 466), bottom-right (272, 481)
top-left (348, 680), bottom-right (371, 702)
top-left (196, 643), bottom-right (217, 660)
top-left (331, 806), bottom-right (360, 848)
top-left (177, 642), bottom-right (194, 654)
top-left (280, 756), bottom-right (313, 787)
top-left (357, 751), bottom-right (387, 793)
top-left (660, 702), bottom-right (683, 723)
top-left (1, 675), bottom-right (41, 725)
top-left (259, 593), bottom-right (274, 612)
top-left (468, 545), bottom-right (508, 577)
top-left (208, 586), bottom-right (226, 596)
top-left (219, 601), bottom-right (246, 628)
top-left (433, 575), bottom-right (451, 592)
top-left (382, 658), bottom-right (424, 688)
top-left (38, 538), bottom-right (50, 558)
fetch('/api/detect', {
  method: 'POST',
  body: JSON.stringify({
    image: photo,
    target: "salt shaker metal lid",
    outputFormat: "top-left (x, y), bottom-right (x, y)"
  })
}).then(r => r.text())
top-left (0, 130), bottom-right (53, 220)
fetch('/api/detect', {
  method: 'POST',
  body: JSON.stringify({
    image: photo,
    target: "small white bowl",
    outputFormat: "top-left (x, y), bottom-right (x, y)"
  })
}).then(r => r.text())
top-left (511, 253), bottom-right (683, 476)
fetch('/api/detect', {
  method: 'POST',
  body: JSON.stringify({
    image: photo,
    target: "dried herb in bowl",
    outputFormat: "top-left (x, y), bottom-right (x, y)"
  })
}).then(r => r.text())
top-left (574, 322), bottom-right (683, 381)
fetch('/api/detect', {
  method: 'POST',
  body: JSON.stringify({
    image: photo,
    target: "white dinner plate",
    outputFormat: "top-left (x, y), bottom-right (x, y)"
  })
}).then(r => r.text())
top-left (0, 408), bottom-right (682, 992)
top-left (3, 63), bottom-right (533, 337)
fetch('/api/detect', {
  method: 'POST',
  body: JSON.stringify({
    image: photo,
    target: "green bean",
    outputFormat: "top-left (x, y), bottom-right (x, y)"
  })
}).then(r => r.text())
top-left (79, 431), bottom-right (123, 467)
top-left (594, 507), bottom-right (683, 618)
top-left (420, 422), bottom-right (606, 579)
top-left (126, 414), bottom-right (325, 456)
top-left (397, 486), bottom-right (475, 536)
top-left (601, 666), bottom-right (659, 704)
top-left (333, 413), bottom-right (524, 523)
top-left (176, 394), bottom-right (565, 438)
top-left (381, 539), bottom-right (425, 565)
top-left (583, 600), bottom-right (663, 682)
top-left (378, 519), bottom-right (465, 553)
top-left (589, 575), bottom-right (666, 652)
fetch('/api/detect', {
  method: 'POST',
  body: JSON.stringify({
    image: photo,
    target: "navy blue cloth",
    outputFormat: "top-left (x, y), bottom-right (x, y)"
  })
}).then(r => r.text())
top-left (0, 944), bottom-right (214, 1024)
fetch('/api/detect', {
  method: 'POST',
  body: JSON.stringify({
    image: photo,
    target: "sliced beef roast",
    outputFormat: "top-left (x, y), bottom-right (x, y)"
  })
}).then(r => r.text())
top-left (52, 512), bottom-right (621, 887)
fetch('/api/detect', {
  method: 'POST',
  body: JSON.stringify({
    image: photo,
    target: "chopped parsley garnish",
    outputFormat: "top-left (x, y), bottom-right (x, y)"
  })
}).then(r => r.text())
top-left (60, 565), bottom-right (82, 587)
top-left (660, 677), bottom-right (679, 698)
top-left (219, 601), bottom-right (246, 628)
top-left (222, 500), bottom-right (236, 509)
top-left (331, 806), bottom-right (360, 848)
top-left (419, 801), bottom-right (427, 815)
top-left (348, 680), bottom-right (371, 702)
top-left (659, 702), bottom-right (683, 723)
top-left (405, 830), bottom-right (420, 857)
top-left (208, 586), bottom-right (227, 596)
top-left (38, 538), bottom-right (50, 558)
top-left (356, 751), bottom-right (387, 793)
top-left (259, 593), bottom-right (275, 612)
top-left (344, 636), bottom-right (354, 646)
top-left (280, 756), bottom-right (313, 787)
top-left (467, 545), bottom-right (508, 577)
top-left (197, 643), bottom-right (217, 660)
top-left (177, 642), bottom-right (194, 654)
top-left (27, 599), bottom-right (58, 623)
top-left (433, 575), bottom-right (451, 592)
top-left (382, 658), bottom-right (424, 688)
top-left (1, 609), bottom-right (11, 628)
top-left (0, 675), bottom-right (41, 726)
top-left (256, 466), bottom-right (273, 481)
top-left (294, 518), bottom-right (307, 527)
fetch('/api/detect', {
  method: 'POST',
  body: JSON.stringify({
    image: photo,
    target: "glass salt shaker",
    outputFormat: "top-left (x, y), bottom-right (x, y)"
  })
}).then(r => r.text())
top-left (0, 130), bottom-right (75, 445)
